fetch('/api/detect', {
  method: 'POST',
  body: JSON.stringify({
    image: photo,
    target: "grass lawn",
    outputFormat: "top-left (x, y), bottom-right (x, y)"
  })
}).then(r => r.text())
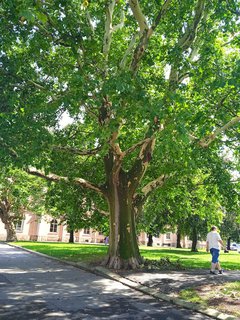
top-left (13, 241), bottom-right (240, 270)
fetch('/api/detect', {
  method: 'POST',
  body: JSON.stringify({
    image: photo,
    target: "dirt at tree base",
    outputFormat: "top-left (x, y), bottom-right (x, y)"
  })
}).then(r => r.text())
top-left (193, 283), bottom-right (240, 318)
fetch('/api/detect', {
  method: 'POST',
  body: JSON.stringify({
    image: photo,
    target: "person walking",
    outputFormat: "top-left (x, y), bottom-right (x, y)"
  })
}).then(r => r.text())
top-left (206, 226), bottom-right (224, 275)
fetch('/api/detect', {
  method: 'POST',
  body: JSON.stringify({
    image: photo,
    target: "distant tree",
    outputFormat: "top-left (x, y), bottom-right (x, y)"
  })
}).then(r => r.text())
top-left (0, 168), bottom-right (46, 241)
top-left (142, 164), bottom-right (236, 251)
top-left (221, 211), bottom-right (240, 249)
top-left (46, 181), bottom-right (109, 243)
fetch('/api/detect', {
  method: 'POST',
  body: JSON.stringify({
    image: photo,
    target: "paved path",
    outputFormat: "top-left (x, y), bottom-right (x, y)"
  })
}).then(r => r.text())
top-left (0, 243), bottom-right (212, 320)
top-left (118, 268), bottom-right (240, 295)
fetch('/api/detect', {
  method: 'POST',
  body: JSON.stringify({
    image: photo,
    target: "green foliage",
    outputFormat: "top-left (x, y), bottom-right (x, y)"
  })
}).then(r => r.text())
top-left (0, 0), bottom-right (239, 259)
top-left (0, 167), bottom-right (47, 219)
top-left (46, 181), bottom-right (109, 233)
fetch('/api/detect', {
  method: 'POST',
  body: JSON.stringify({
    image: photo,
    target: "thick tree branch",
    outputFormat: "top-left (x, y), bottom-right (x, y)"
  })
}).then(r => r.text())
top-left (130, 0), bottom-right (172, 73)
top-left (26, 168), bottom-right (104, 195)
top-left (141, 174), bottom-right (168, 197)
top-left (128, 0), bottom-right (149, 33)
top-left (92, 203), bottom-right (109, 216)
top-left (199, 116), bottom-right (240, 148)
top-left (150, 0), bottom-right (172, 33)
top-left (128, 137), bottom-right (156, 194)
top-left (178, 0), bottom-right (205, 50)
top-left (128, 117), bottom-right (165, 193)
top-left (103, 1), bottom-right (124, 63)
top-left (103, 0), bottom-right (115, 62)
top-left (108, 128), bottom-right (125, 182)
top-left (123, 138), bottom-right (151, 156)
top-left (132, 174), bottom-right (169, 215)
top-left (120, 33), bottom-right (138, 70)
top-left (112, 9), bottom-right (125, 32)
top-left (169, 0), bottom-right (205, 86)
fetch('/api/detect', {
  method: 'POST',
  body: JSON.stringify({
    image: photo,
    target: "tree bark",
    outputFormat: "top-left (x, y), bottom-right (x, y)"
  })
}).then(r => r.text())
top-left (176, 229), bottom-right (182, 248)
top-left (0, 204), bottom-right (17, 242)
top-left (191, 228), bottom-right (198, 252)
top-left (103, 171), bottom-right (143, 269)
top-left (69, 229), bottom-right (74, 243)
top-left (227, 237), bottom-right (231, 250)
top-left (147, 234), bottom-right (153, 247)
top-left (5, 222), bottom-right (17, 242)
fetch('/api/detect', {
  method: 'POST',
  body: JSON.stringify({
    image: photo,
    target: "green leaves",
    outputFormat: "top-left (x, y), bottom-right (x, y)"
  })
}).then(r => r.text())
top-left (0, 167), bottom-right (47, 216)
top-left (0, 0), bottom-right (239, 241)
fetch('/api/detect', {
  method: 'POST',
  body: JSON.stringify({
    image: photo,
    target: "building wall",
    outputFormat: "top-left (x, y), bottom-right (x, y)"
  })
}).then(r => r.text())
top-left (0, 220), bottom-right (7, 241)
top-left (0, 212), bottom-right (204, 248)
top-left (16, 211), bottom-right (39, 241)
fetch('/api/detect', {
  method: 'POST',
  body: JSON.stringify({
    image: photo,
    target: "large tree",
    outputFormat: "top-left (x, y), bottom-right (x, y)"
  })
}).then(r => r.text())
top-left (0, 0), bottom-right (239, 268)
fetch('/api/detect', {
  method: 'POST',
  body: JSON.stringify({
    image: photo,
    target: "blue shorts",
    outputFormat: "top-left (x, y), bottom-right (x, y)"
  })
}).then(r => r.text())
top-left (210, 248), bottom-right (220, 263)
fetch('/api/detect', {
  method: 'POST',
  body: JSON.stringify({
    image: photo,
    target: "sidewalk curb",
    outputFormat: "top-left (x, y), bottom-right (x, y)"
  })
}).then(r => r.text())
top-left (94, 266), bottom-right (237, 320)
top-left (8, 243), bottom-right (238, 320)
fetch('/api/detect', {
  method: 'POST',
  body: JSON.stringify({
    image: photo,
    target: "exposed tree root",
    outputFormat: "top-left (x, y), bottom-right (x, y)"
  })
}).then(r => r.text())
top-left (103, 255), bottom-right (144, 270)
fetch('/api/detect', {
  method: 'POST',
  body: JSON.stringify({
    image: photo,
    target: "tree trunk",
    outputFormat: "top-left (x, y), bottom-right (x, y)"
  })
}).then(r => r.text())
top-left (176, 229), bottom-right (182, 248)
top-left (227, 237), bottom-right (231, 250)
top-left (104, 173), bottom-right (143, 270)
top-left (191, 228), bottom-right (198, 252)
top-left (0, 206), bottom-right (17, 242)
top-left (5, 222), bottom-right (17, 242)
top-left (69, 229), bottom-right (74, 243)
top-left (147, 234), bottom-right (153, 246)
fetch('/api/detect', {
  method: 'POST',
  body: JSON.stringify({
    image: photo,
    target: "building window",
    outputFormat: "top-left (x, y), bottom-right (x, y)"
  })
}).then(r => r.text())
top-left (165, 233), bottom-right (171, 240)
top-left (15, 220), bottom-right (24, 232)
top-left (50, 219), bottom-right (58, 233)
top-left (83, 228), bottom-right (90, 234)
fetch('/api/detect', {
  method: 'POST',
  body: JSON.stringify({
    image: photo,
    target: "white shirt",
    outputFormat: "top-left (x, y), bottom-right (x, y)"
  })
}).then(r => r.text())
top-left (206, 231), bottom-right (222, 250)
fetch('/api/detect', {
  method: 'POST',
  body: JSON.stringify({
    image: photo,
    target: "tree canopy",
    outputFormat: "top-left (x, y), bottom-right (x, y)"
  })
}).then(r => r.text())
top-left (0, 0), bottom-right (239, 268)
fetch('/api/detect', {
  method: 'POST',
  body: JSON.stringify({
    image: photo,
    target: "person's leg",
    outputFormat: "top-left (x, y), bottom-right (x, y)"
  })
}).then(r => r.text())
top-left (216, 262), bottom-right (223, 273)
top-left (211, 262), bottom-right (216, 271)
top-left (216, 262), bottom-right (220, 270)
top-left (210, 248), bottom-right (220, 274)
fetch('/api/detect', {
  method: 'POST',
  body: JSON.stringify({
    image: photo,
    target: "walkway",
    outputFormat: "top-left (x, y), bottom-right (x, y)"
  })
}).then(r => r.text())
top-left (0, 242), bottom-right (213, 320)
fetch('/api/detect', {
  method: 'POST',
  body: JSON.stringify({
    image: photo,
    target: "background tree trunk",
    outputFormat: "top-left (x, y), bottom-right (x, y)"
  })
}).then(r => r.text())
top-left (69, 229), bottom-right (74, 243)
top-left (227, 237), bottom-right (231, 250)
top-left (176, 229), bottom-right (182, 248)
top-left (191, 228), bottom-right (198, 252)
top-left (147, 234), bottom-right (153, 247)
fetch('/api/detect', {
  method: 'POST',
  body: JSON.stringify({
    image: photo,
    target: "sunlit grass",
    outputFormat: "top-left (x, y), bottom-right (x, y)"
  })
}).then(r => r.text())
top-left (179, 288), bottom-right (206, 305)
top-left (222, 281), bottom-right (240, 296)
top-left (12, 241), bottom-right (240, 270)
top-left (139, 246), bottom-right (240, 270)
top-left (14, 242), bottom-right (108, 263)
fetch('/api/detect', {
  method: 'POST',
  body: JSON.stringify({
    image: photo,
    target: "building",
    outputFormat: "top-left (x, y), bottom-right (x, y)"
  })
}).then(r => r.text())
top-left (0, 211), bottom-right (203, 248)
